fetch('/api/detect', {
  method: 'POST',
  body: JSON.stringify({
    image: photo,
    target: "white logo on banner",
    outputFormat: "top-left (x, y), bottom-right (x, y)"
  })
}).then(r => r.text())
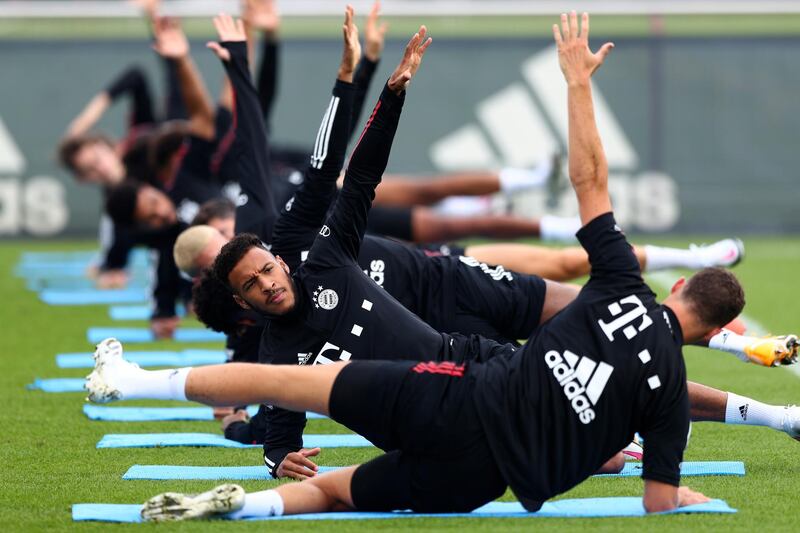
top-left (430, 46), bottom-right (680, 231)
top-left (0, 117), bottom-right (68, 236)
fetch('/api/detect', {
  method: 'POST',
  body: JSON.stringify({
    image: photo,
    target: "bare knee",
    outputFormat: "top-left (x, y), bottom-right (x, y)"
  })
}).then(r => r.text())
top-left (307, 466), bottom-right (357, 510)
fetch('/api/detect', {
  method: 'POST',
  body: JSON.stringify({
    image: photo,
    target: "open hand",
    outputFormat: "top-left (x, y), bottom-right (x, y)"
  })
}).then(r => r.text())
top-left (364, 1), bottom-right (388, 61)
top-left (276, 447), bottom-right (321, 480)
top-left (338, 5), bottom-right (362, 82)
top-left (552, 11), bottom-right (613, 86)
top-left (131, 0), bottom-right (160, 21)
top-left (243, 0), bottom-right (280, 34)
top-left (207, 13), bottom-right (246, 62)
top-left (96, 269), bottom-right (129, 289)
top-left (387, 25), bottom-right (432, 94)
top-left (677, 486), bottom-right (711, 507)
top-left (150, 315), bottom-right (180, 339)
top-left (152, 16), bottom-right (189, 59)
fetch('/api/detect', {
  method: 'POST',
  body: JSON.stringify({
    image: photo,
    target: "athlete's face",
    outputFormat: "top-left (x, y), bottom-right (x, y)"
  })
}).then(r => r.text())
top-left (73, 141), bottom-right (125, 185)
top-left (207, 216), bottom-right (235, 240)
top-left (229, 246), bottom-right (296, 316)
top-left (135, 185), bottom-right (178, 229)
top-left (194, 230), bottom-right (229, 273)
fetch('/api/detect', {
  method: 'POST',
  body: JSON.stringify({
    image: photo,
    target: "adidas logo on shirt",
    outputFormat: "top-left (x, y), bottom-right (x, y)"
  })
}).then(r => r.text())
top-left (545, 350), bottom-right (614, 425)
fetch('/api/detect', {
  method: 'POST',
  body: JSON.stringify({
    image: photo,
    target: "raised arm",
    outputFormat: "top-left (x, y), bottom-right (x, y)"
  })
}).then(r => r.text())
top-left (553, 11), bottom-right (613, 226)
top-left (207, 14), bottom-right (278, 237)
top-left (305, 26), bottom-right (431, 269)
top-left (270, 6), bottom-right (360, 262)
top-left (348, 0), bottom-right (387, 140)
top-left (243, 0), bottom-right (282, 123)
top-left (152, 17), bottom-right (216, 140)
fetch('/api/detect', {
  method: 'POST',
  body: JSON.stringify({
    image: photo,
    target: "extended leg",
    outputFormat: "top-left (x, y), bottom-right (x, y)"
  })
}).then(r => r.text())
top-left (142, 466), bottom-right (358, 521)
top-left (688, 381), bottom-right (800, 440)
top-left (86, 339), bottom-right (346, 415)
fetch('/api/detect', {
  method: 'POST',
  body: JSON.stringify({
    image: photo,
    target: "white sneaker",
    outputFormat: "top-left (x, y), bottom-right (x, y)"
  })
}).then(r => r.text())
top-left (781, 406), bottom-right (800, 442)
top-left (84, 337), bottom-right (137, 403)
top-left (141, 484), bottom-right (245, 522)
top-left (622, 438), bottom-right (643, 461)
top-left (690, 238), bottom-right (745, 268)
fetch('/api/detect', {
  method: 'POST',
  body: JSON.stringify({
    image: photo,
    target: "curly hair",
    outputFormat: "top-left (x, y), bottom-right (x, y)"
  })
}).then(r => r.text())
top-left (192, 270), bottom-right (241, 335)
top-left (211, 233), bottom-right (267, 288)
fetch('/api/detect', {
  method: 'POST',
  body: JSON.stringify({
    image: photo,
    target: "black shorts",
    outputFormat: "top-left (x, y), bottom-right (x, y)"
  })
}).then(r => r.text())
top-left (451, 257), bottom-right (547, 343)
top-left (329, 360), bottom-right (507, 513)
top-left (366, 206), bottom-right (413, 241)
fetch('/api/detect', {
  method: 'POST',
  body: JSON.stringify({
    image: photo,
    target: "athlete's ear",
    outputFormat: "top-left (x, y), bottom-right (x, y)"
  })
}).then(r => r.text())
top-left (232, 294), bottom-right (251, 310)
top-left (275, 255), bottom-right (290, 275)
top-left (670, 277), bottom-right (686, 294)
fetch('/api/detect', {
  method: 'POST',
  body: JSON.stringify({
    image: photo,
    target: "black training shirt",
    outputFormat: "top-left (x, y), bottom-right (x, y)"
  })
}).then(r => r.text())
top-left (471, 212), bottom-right (689, 511)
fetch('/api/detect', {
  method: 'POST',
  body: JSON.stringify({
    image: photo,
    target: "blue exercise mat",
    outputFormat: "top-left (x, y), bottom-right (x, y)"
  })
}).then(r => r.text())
top-left (19, 248), bottom-right (149, 264)
top-left (109, 305), bottom-right (185, 321)
top-left (27, 378), bottom-right (85, 392)
top-left (57, 349), bottom-right (226, 368)
top-left (84, 405), bottom-right (327, 422)
top-left (97, 433), bottom-right (371, 449)
top-left (27, 278), bottom-right (148, 292)
top-left (123, 465), bottom-right (340, 480)
top-left (121, 461), bottom-right (744, 481)
top-left (41, 288), bottom-right (148, 305)
top-left (72, 498), bottom-right (736, 522)
top-left (598, 461), bottom-right (745, 478)
top-left (87, 327), bottom-right (225, 344)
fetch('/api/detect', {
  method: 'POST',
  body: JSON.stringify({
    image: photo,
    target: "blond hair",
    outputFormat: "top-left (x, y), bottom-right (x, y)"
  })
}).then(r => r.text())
top-left (174, 225), bottom-right (219, 277)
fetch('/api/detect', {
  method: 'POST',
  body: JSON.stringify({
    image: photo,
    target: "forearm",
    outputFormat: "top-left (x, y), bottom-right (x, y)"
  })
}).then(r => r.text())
top-left (174, 56), bottom-right (216, 140)
top-left (349, 57), bottom-right (379, 142)
top-left (221, 41), bottom-right (276, 217)
top-left (256, 38), bottom-right (279, 123)
top-left (567, 82), bottom-right (611, 224)
top-left (65, 93), bottom-right (110, 137)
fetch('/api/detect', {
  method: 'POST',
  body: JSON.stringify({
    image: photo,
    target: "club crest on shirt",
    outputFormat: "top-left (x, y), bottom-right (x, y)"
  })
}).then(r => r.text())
top-left (313, 286), bottom-right (339, 310)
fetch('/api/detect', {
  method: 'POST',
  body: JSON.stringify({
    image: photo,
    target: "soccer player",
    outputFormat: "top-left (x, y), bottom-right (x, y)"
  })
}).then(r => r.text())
top-left (173, 13), bottom-right (797, 472)
top-left (87, 15), bottom-right (759, 520)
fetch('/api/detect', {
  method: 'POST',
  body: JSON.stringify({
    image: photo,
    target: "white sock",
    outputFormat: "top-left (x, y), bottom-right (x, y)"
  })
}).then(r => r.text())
top-left (643, 244), bottom-right (701, 271)
top-left (117, 366), bottom-right (190, 401)
top-left (498, 163), bottom-right (551, 194)
top-left (708, 330), bottom-right (752, 363)
top-left (227, 489), bottom-right (284, 519)
top-left (725, 392), bottom-right (785, 429)
top-left (432, 196), bottom-right (493, 217)
top-left (539, 215), bottom-right (581, 242)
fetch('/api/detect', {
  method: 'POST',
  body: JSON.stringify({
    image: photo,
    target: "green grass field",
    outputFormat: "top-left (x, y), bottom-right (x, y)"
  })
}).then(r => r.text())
top-left (1, 236), bottom-right (799, 531)
top-left (3, 14), bottom-right (800, 39)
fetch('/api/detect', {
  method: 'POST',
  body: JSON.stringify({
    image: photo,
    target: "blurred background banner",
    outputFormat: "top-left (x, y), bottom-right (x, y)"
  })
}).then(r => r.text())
top-left (1, 4), bottom-right (799, 237)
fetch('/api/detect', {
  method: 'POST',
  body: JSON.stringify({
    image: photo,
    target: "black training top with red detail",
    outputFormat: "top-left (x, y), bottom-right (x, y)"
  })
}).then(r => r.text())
top-left (471, 212), bottom-right (689, 511)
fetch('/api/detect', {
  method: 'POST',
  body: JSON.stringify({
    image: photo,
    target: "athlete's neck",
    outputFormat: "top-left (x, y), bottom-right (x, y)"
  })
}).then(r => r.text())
top-left (662, 298), bottom-right (707, 345)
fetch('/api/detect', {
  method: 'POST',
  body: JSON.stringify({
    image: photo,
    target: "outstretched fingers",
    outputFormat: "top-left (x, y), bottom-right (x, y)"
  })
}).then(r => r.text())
top-left (552, 23), bottom-right (563, 46)
top-left (580, 11), bottom-right (590, 39)
top-left (560, 13), bottom-right (570, 41)
top-left (569, 10), bottom-right (579, 40)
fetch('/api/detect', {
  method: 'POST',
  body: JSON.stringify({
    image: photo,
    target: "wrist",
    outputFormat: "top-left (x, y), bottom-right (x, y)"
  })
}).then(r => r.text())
top-left (337, 67), bottom-right (354, 83)
top-left (566, 77), bottom-right (592, 89)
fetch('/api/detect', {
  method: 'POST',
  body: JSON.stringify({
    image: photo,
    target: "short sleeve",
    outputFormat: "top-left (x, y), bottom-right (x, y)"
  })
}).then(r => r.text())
top-left (576, 212), bottom-right (650, 298)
